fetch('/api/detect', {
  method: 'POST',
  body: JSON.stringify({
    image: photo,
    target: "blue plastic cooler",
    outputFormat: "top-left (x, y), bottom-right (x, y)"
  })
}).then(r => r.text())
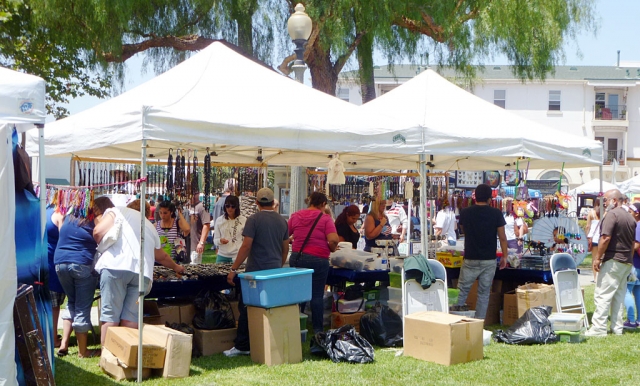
top-left (238, 268), bottom-right (314, 308)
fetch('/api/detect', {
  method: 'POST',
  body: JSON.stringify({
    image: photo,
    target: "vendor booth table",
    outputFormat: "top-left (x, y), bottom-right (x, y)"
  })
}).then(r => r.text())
top-left (445, 266), bottom-right (553, 285)
top-left (326, 267), bottom-right (390, 290)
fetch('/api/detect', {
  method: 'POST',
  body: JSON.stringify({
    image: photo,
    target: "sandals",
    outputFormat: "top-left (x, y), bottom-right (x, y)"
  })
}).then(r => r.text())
top-left (57, 349), bottom-right (68, 357)
top-left (79, 349), bottom-right (101, 358)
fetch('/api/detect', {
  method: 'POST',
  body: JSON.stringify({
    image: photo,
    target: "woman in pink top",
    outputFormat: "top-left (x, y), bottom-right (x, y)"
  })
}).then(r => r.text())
top-left (288, 192), bottom-right (338, 335)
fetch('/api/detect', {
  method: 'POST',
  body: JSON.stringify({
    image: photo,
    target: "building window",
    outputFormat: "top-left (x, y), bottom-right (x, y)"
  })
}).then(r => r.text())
top-left (494, 90), bottom-right (506, 108)
top-left (337, 88), bottom-right (349, 102)
top-left (549, 90), bottom-right (561, 111)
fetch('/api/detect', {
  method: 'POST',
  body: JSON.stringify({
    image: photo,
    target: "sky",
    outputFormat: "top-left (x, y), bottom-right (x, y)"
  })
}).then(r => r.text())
top-left (62, 0), bottom-right (640, 117)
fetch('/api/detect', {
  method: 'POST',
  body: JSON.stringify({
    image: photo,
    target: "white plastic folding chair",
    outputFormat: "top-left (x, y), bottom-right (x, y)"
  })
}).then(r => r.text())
top-left (401, 257), bottom-right (449, 319)
top-left (550, 253), bottom-right (589, 328)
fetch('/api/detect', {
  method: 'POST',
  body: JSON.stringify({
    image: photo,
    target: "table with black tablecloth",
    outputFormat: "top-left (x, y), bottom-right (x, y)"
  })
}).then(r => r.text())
top-left (148, 275), bottom-right (235, 299)
top-left (445, 266), bottom-right (553, 286)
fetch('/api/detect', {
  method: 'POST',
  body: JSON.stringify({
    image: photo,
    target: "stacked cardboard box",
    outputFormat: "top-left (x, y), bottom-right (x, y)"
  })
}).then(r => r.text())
top-left (101, 325), bottom-right (193, 381)
top-left (248, 305), bottom-right (302, 366)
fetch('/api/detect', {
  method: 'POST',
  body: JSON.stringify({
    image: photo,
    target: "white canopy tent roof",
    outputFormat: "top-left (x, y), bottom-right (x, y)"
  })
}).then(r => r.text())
top-left (0, 66), bottom-right (46, 386)
top-left (360, 69), bottom-right (603, 170)
top-left (25, 42), bottom-right (430, 169)
top-left (617, 175), bottom-right (640, 195)
top-left (568, 178), bottom-right (618, 196)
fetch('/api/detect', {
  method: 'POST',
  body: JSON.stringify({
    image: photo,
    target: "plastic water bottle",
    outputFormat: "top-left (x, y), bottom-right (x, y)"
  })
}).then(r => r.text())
top-left (380, 250), bottom-right (388, 270)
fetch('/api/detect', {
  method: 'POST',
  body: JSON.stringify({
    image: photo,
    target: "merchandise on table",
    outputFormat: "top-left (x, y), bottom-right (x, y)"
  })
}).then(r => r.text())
top-left (388, 272), bottom-right (402, 288)
top-left (329, 249), bottom-right (377, 271)
top-left (435, 251), bottom-right (464, 268)
top-left (389, 257), bottom-right (404, 273)
top-left (519, 255), bottom-right (551, 270)
top-left (153, 263), bottom-right (243, 281)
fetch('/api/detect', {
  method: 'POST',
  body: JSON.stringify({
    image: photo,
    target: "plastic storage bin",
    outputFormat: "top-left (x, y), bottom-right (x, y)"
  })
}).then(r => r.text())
top-left (363, 289), bottom-right (380, 301)
top-left (556, 328), bottom-right (586, 343)
top-left (548, 313), bottom-right (585, 332)
top-left (299, 313), bottom-right (308, 330)
top-left (389, 258), bottom-right (404, 273)
top-left (389, 272), bottom-right (402, 288)
top-left (387, 286), bottom-right (402, 301)
top-left (238, 268), bottom-right (313, 308)
top-left (300, 329), bottom-right (308, 343)
top-left (337, 298), bottom-right (365, 314)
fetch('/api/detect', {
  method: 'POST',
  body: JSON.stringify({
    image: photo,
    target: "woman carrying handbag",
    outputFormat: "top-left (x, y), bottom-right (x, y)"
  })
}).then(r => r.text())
top-left (288, 192), bottom-right (339, 336)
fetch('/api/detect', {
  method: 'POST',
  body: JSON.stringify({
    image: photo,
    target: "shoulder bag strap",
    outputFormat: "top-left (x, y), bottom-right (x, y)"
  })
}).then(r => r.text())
top-left (297, 212), bottom-right (324, 255)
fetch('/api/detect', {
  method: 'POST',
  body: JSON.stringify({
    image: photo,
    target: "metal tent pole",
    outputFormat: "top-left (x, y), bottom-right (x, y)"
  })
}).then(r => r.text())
top-left (137, 110), bottom-right (148, 383)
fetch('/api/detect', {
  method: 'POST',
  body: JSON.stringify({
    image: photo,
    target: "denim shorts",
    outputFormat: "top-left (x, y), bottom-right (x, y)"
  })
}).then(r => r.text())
top-left (100, 269), bottom-right (150, 324)
top-left (55, 263), bottom-right (98, 333)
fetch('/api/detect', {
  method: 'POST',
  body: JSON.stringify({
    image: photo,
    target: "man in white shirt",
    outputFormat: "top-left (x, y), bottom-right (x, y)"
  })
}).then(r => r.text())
top-left (385, 199), bottom-right (408, 242)
top-left (434, 204), bottom-right (457, 246)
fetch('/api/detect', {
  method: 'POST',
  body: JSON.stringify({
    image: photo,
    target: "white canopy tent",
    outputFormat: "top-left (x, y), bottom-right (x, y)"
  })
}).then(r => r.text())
top-left (0, 66), bottom-right (47, 386)
top-left (618, 175), bottom-right (640, 195)
top-left (568, 178), bottom-right (618, 196)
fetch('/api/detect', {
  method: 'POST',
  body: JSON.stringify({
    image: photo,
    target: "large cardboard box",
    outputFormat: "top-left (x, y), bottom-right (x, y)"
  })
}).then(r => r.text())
top-left (502, 291), bottom-right (519, 326)
top-left (516, 283), bottom-right (556, 317)
top-left (404, 311), bottom-right (484, 366)
top-left (104, 326), bottom-right (166, 369)
top-left (143, 325), bottom-right (192, 378)
top-left (463, 280), bottom-right (502, 325)
top-left (143, 300), bottom-right (162, 325)
top-left (100, 347), bottom-right (151, 381)
top-left (331, 311), bottom-right (366, 332)
top-left (158, 304), bottom-right (181, 325)
top-left (193, 328), bottom-right (237, 356)
top-left (247, 305), bottom-right (302, 366)
top-left (158, 301), bottom-right (196, 325)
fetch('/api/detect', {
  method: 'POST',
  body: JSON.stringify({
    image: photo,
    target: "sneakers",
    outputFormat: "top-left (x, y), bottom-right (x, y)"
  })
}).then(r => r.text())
top-left (585, 328), bottom-right (607, 337)
top-left (223, 347), bottom-right (250, 357)
top-left (623, 321), bottom-right (638, 330)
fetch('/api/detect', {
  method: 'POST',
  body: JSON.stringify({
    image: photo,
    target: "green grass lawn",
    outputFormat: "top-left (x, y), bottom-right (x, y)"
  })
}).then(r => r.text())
top-left (53, 278), bottom-right (640, 385)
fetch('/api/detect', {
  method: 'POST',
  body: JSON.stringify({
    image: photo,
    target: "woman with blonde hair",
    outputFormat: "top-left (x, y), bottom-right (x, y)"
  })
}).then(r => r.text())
top-left (363, 197), bottom-right (394, 253)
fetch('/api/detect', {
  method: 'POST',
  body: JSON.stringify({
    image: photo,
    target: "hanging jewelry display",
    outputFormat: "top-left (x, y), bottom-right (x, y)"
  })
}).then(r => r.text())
top-left (204, 149), bottom-right (212, 211)
top-left (191, 150), bottom-right (199, 199)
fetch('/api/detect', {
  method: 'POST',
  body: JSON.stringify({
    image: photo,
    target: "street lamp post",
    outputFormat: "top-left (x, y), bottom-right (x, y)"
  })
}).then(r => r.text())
top-left (287, 3), bottom-right (312, 84)
top-left (287, 3), bottom-right (312, 215)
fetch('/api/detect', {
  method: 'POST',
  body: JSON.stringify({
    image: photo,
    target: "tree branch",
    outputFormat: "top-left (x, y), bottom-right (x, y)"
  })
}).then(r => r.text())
top-left (334, 30), bottom-right (366, 74)
top-left (102, 35), bottom-right (222, 62)
top-left (393, 16), bottom-right (445, 42)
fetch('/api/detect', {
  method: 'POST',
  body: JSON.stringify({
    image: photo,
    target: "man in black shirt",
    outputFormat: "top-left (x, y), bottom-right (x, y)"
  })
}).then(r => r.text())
top-left (455, 184), bottom-right (508, 319)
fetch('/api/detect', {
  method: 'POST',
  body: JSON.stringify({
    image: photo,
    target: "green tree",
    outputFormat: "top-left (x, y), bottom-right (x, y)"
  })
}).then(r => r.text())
top-left (0, 0), bottom-right (112, 118)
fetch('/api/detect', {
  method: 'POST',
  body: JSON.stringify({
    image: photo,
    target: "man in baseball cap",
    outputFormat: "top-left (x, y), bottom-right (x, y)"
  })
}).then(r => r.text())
top-left (224, 187), bottom-right (289, 357)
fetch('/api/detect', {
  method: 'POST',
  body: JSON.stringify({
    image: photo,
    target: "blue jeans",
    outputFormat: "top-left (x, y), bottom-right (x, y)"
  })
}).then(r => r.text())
top-left (289, 253), bottom-right (328, 334)
top-left (55, 263), bottom-right (98, 333)
top-left (456, 259), bottom-right (497, 319)
top-left (624, 267), bottom-right (640, 323)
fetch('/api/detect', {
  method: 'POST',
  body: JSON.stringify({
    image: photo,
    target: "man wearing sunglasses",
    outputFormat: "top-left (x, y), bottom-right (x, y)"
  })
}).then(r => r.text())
top-left (587, 189), bottom-right (636, 337)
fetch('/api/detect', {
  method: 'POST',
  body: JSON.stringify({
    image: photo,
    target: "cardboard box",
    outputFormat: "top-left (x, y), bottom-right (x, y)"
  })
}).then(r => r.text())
top-left (516, 283), bottom-right (556, 317)
top-left (436, 252), bottom-right (464, 268)
top-left (463, 280), bottom-right (502, 325)
top-left (100, 347), bottom-right (151, 381)
top-left (158, 304), bottom-right (181, 325)
top-left (331, 311), bottom-right (366, 332)
top-left (404, 311), bottom-right (484, 366)
top-left (180, 303), bottom-right (196, 326)
top-left (502, 291), bottom-right (519, 326)
top-left (158, 301), bottom-right (197, 326)
top-left (143, 325), bottom-right (192, 378)
top-left (193, 328), bottom-right (237, 356)
top-left (247, 305), bottom-right (302, 366)
top-left (230, 301), bottom-right (240, 322)
top-left (104, 326), bottom-right (166, 369)
top-left (143, 300), bottom-right (162, 325)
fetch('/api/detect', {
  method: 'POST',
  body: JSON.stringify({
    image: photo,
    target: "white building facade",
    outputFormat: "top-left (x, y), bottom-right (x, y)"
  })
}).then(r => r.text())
top-left (337, 64), bottom-right (640, 189)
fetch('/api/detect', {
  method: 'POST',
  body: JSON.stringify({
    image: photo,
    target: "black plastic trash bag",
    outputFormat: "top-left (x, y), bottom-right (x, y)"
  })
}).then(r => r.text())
top-left (314, 325), bottom-right (375, 364)
top-left (359, 303), bottom-right (403, 347)
top-left (494, 306), bottom-right (559, 345)
top-left (192, 289), bottom-right (235, 330)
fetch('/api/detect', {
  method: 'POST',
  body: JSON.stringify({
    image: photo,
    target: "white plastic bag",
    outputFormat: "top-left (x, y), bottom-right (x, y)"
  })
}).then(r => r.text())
top-left (96, 208), bottom-right (123, 253)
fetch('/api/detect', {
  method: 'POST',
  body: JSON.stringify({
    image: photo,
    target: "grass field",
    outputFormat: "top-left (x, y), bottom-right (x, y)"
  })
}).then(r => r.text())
top-left (52, 279), bottom-right (640, 385)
